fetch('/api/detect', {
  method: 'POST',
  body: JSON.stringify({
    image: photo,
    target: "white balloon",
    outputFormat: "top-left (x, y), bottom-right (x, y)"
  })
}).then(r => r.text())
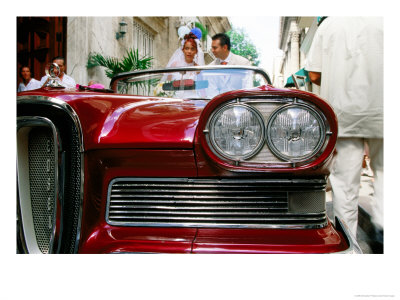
top-left (177, 26), bottom-right (190, 38)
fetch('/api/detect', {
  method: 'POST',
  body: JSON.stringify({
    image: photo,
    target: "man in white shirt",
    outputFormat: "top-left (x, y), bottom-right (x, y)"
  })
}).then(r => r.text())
top-left (207, 33), bottom-right (252, 97)
top-left (40, 56), bottom-right (76, 89)
top-left (209, 33), bottom-right (251, 66)
top-left (17, 66), bottom-right (42, 92)
top-left (305, 17), bottom-right (383, 242)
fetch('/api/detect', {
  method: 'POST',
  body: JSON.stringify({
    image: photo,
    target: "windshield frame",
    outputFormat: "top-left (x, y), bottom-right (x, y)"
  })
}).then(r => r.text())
top-left (109, 65), bottom-right (272, 93)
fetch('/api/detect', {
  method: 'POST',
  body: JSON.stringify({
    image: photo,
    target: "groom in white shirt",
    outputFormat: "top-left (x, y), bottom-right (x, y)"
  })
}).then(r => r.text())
top-left (209, 33), bottom-right (251, 66)
top-left (207, 33), bottom-right (252, 97)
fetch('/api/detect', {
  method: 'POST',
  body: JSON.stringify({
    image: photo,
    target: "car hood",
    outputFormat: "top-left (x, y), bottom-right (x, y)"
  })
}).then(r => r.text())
top-left (18, 85), bottom-right (319, 151)
top-left (57, 93), bottom-right (208, 151)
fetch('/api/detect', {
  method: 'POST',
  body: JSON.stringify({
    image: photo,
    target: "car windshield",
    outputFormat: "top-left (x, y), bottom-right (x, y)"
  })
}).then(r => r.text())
top-left (113, 67), bottom-right (270, 100)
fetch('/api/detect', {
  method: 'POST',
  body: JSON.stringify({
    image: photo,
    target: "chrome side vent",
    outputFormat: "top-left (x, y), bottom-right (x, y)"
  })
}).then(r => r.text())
top-left (28, 127), bottom-right (57, 253)
top-left (106, 178), bottom-right (327, 229)
top-left (17, 118), bottom-right (60, 254)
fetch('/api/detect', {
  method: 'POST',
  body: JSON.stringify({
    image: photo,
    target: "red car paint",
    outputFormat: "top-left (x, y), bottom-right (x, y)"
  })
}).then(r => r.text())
top-left (22, 89), bottom-right (207, 150)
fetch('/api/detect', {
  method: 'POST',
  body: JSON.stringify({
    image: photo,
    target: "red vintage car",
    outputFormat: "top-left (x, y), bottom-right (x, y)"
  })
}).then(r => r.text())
top-left (16, 66), bottom-right (361, 254)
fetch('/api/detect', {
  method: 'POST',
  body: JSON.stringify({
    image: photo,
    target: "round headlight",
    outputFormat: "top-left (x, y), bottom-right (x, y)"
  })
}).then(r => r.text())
top-left (209, 104), bottom-right (265, 160)
top-left (266, 105), bottom-right (325, 161)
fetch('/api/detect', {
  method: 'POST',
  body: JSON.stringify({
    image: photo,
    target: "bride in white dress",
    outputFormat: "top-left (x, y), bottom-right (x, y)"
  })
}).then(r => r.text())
top-left (162, 32), bottom-right (205, 98)
top-left (166, 32), bottom-right (205, 68)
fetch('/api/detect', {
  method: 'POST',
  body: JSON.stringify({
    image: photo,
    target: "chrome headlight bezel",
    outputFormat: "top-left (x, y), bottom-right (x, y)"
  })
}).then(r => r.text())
top-left (266, 104), bottom-right (326, 162)
top-left (207, 103), bottom-right (266, 161)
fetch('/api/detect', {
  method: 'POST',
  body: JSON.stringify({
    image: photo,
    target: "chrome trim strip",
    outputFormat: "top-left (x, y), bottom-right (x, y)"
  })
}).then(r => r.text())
top-left (106, 177), bottom-right (328, 230)
top-left (239, 97), bottom-right (295, 104)
top-left (17, 96), bottom-right (84, 152)
top-left (332, 217), bottom-right (363, 254)
top-left (17, 116), bottom-right (62, 253)
top-left (17, 96), bottom-right (84, 253)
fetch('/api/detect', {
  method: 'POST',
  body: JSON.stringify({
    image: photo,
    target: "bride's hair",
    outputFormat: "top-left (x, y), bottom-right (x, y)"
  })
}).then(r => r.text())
top-left (182, 33), bottom-right (198, 51)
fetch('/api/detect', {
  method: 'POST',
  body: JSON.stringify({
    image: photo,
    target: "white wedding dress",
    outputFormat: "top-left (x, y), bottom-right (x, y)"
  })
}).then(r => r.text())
top-left (163, 38), bottom-right (205, 98)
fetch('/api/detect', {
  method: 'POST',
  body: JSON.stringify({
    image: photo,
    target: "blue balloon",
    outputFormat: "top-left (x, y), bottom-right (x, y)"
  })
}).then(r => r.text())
top-left (190, 28), bottom-right (202, 40)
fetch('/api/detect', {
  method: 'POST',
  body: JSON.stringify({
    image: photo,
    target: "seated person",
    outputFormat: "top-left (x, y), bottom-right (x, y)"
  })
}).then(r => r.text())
top-left (166, 32), bottom-right (205, 69)
top-left (17, 66), bottom-right (41, 92)
top-left (160, 33), bottom-right (205, 98)
top-left (40, 56), bottom-right (76, 89)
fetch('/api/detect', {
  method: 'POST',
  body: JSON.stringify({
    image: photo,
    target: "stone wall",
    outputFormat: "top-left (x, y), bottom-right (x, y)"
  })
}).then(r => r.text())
top-left (67, 17), bottom-right (123, 87)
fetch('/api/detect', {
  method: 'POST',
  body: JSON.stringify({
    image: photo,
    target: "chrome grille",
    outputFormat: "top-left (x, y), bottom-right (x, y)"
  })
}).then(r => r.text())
top-left (28, 127), bottom-right (56, 254)
top-left (107, 178), bottom-right (327, 228)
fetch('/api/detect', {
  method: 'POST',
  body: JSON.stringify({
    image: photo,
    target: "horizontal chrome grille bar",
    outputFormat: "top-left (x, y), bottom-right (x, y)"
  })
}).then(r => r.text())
top-left (106, 178), bottom-right (327, 229)
top-left (111, 195), bottom-right (287, 200)
top-left (110, 198), bottom-right (287, 203)
top-left (111, 182), bottom-right (323, 187)
top-left (111, 189), bottom-right (287, 194)
top-left (109, 210), bottom-right (300, 216)
top-left (109, 205), bottom-right (287, 210)
top-left (112, 184), bottom-right (324, 190)
top-left (108, 215), bottom-right (326, 221)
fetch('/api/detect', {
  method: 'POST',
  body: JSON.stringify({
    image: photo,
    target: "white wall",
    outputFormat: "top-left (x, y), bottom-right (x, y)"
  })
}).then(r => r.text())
top-left (67, 17), bottom-right (137, 88)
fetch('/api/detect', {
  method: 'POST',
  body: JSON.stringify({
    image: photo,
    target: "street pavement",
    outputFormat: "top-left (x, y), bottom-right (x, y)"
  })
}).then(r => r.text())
top-left (326, 174), bottom-right (381, 254)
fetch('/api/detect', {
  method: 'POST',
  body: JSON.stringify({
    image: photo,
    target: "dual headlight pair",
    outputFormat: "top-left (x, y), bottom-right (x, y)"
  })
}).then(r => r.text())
top-left (207, 102), bottom-right (326, 163)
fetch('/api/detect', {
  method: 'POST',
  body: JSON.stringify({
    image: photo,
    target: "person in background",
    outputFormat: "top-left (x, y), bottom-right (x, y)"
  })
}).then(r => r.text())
top-left (17, 66), bottom-right (41, 92)
top-left (40, 56), bottom-right (76, 89)
top-left (209, 33), bottom-right (251, 66)
top-left (305, 17), bottom-right (383, 247)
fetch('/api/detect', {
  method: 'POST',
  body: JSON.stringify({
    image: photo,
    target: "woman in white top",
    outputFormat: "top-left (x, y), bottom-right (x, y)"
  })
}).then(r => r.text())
top-left (163, 33), bottom-right (205, 98)
top-left (166, 32), bottom-right (205, 69)
top-left (17, 66), bottom-right (42, 92)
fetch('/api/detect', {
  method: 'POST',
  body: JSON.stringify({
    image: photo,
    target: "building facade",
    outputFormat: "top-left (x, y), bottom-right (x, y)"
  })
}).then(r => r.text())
top-left (17, 17), bottom-right (231, 89)
top-left (274, 16), bottom-right (319, 93)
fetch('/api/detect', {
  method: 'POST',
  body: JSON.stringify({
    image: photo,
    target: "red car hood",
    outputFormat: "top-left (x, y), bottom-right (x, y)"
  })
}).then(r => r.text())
top-left (38, 92), bottom-right (208, 151)
top-left (18, 85), bottom-right (323, 151)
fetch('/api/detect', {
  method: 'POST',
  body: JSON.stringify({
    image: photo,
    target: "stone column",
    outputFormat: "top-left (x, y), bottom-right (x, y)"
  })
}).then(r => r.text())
top-left (67, 17), bottom-right (89, 85)
top-left (290, 31), bottom-right (300, 75)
